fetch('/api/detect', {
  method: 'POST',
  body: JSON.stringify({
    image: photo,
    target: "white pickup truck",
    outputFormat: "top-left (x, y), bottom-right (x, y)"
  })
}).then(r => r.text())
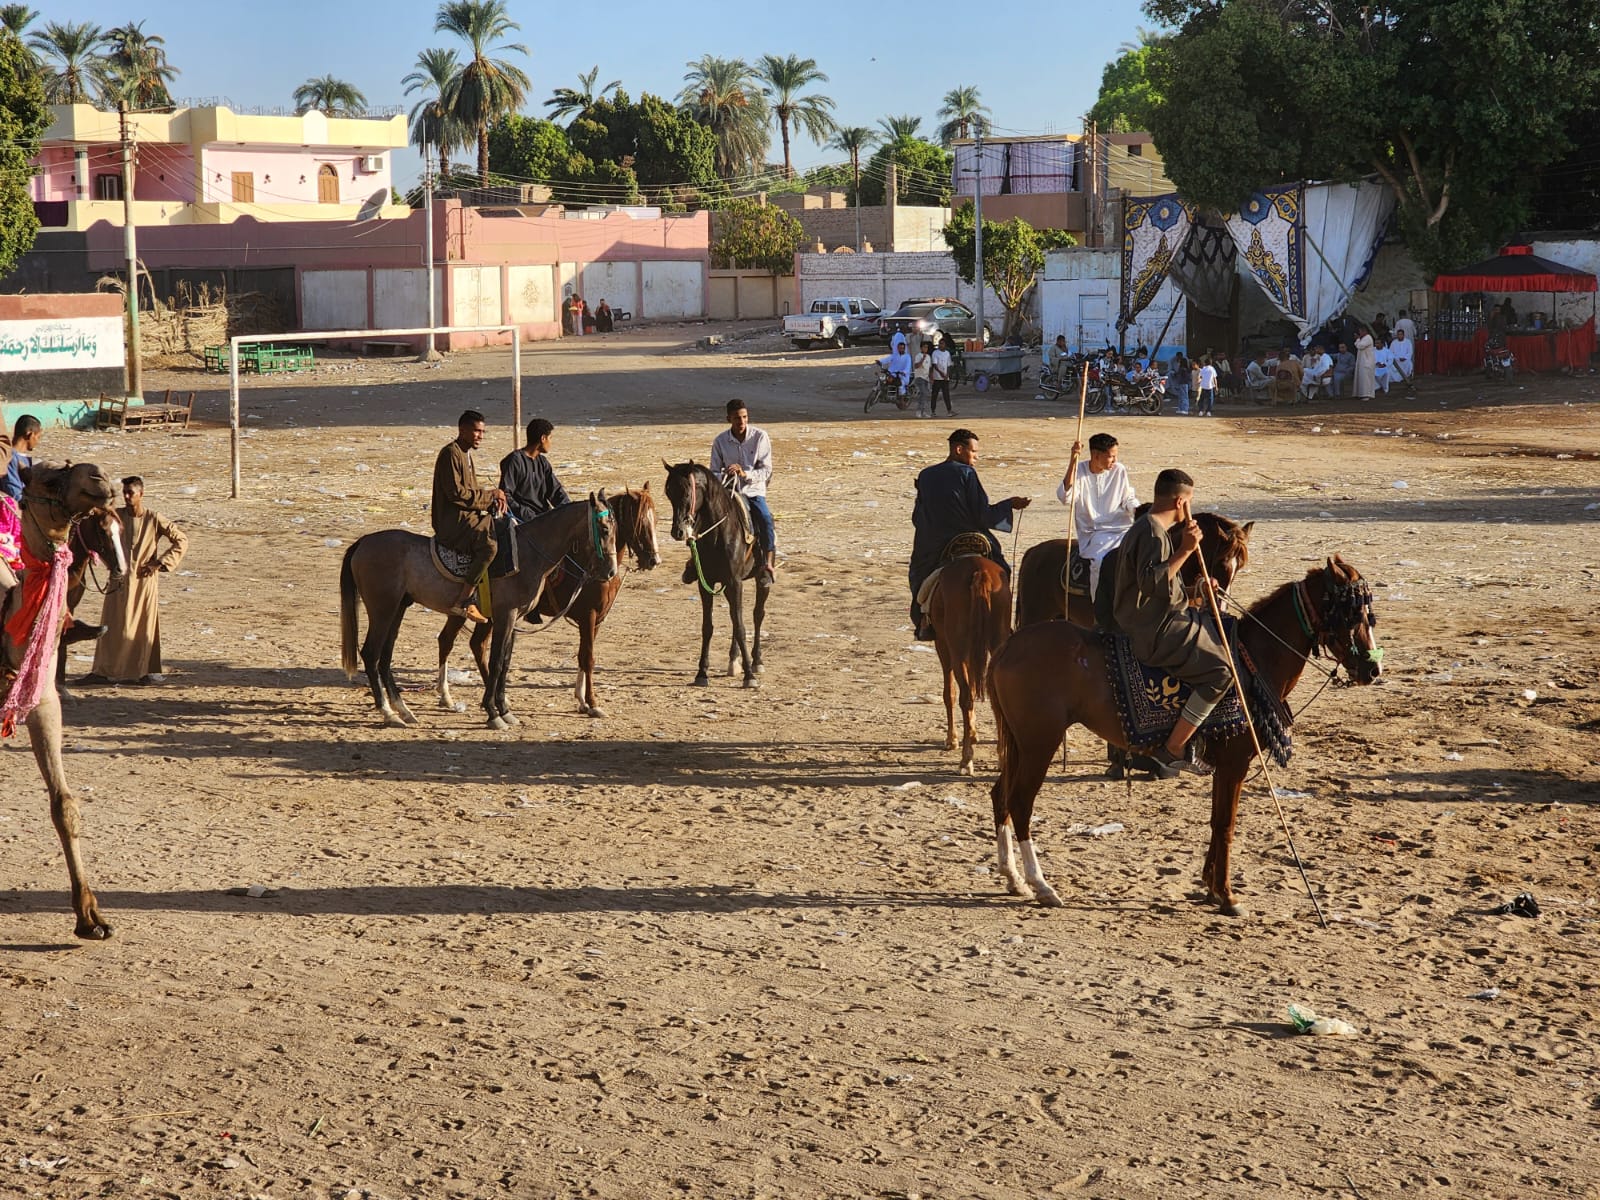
top-left (782, 297), bottom-right (882, 349)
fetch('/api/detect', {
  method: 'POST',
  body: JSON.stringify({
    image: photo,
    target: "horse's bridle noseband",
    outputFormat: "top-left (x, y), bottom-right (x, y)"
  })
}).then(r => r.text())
top-left (1294, 575), bottom-right (1382, 670)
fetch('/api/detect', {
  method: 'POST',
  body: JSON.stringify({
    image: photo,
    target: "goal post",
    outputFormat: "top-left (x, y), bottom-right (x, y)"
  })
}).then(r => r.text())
top-left (226, 325), bottom-right (523, 499)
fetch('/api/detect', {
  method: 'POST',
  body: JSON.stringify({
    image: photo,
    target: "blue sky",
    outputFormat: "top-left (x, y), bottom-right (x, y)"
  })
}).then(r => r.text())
top-left (53, 0), bottom-right (1152, 185)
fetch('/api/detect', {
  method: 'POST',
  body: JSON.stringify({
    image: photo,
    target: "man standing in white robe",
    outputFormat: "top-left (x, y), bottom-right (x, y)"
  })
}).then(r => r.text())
top-left (1057, 432), bottom-right (1138, 602)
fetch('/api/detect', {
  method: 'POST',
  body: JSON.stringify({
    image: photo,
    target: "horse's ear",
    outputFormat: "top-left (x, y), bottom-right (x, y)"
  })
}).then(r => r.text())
top-left (1326, 555), bottom-right (1346, 580)
top-left (597, 486), bottom-right (609, 507)
top-left (1240, 520), bottom-right (1255, 543)
top-left (661, 458), bottom-right (674, 473)
top-left (640, 480), bottom-right (649, 493)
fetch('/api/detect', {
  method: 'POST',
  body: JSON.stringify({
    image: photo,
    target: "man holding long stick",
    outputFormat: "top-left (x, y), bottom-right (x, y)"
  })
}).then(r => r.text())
top-left (1112, 468), bottom-right (1231, 779)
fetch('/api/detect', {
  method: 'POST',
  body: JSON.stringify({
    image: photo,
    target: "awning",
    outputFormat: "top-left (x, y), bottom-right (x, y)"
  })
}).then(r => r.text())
top-left (1432, 246), bottom-right (1597, 293)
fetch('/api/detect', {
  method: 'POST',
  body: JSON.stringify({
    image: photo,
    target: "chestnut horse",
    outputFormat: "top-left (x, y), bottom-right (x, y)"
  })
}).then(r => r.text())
top-left (987, 556), bottom-right (1382, 916)
top-left (925, 554), bottom-right (1011, 775)
top-left (0, 463), bottom-right (126, 939)
top-left (1014, 511), bottom-right (1252, 628)
top-left (662, 460), bottom-right (771, 688)
top-left (435, 486), bottom-right (661, 718)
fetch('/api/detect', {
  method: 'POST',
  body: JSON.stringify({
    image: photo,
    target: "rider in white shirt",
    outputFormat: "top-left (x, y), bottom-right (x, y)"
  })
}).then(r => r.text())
top-left (1056, 432), bottom-right (1138, 601)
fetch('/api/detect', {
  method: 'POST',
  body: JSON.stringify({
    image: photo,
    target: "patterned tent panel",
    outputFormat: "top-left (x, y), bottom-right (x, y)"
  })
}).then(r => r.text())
top-left (1119, 193), bottom-right (1193, 329)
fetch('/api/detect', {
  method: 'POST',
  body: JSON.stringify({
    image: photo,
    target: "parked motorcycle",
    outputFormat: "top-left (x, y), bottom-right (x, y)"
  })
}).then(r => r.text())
top-left (1037, 355), bottom-right (1084, 401)
top-left (1086, 366), bottom-right (1164, 415)
top-left (1483, 339), bottom-right (1516, 383)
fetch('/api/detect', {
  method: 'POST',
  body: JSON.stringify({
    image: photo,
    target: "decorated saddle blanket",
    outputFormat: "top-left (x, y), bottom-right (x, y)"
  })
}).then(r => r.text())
top-left (1061, 541), bottom-right (1090, 597)
top-left (1101, 617), bottom-right (1293, 767)
top-left (430, 514), bottom-right (519, 583)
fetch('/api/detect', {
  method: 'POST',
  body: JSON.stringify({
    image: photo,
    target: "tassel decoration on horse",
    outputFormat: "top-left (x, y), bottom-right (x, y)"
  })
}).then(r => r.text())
top-left (1, 541), bottom-right (72, 738)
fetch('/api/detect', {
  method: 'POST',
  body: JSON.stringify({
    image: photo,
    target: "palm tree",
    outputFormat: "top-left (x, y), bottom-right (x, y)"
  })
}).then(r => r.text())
top-left (403, 48), bottom-right (466, 178)
top-left (937, 85), bottom-right (991, 144)
top-left (877, 113), bottom-right (922, 143)
top-left (101, 22), bottom-right (178, 110)
top-left (545, 64), bottom-right (620, 122)
top-left (829, 125), bottom-right (877, 200)
top-left (293, 75), bottom-right (367, 117)
top-left (754, 53), bottom-right (834, 179)
top-left (1, 5), bottom-right (38, 36)
top-left (28, 20), bottom-right (106, 105)
top-left (678, 55), bottom-right (769, 179)
top-left (435, 0), bottom-right (531, 184)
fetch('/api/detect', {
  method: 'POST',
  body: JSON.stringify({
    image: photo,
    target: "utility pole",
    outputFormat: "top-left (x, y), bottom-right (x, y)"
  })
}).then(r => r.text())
top-left (422, 142), bottom-right (441, 362)
top-left (972, 129), bottom-right (985, 341)
top-left (119, 102), bottom-right (143, 400)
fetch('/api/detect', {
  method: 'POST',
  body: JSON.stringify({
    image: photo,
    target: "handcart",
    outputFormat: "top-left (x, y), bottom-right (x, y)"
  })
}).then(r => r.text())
top-left (960, 346), bottom-right (1026, 392)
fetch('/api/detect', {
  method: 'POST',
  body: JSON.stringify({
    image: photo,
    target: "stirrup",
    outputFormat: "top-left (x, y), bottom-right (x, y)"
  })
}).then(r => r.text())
top-left (450, 603), bottom-right (490, 625)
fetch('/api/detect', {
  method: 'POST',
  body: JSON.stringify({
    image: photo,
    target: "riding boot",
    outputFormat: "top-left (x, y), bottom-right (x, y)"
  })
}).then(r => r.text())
top-left (761, 551), bottom-right (776, 582)
top-left (522, 608), bottom-right (543, 626)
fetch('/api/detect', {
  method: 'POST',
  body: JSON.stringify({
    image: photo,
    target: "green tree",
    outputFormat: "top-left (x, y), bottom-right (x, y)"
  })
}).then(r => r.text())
top-left (1144, 0), bottom-right (1600, 276)
top-left (1088, 37), bottom-right (1164, 132)
top-left (1, 6), bottom-right (37, 37)
top-left (859, 136), bottom-right (950, 207)
top-left (435, 0), bottom-right (531, 184)
top-left (679, 55), bottom-right (769, 178)
top-left (829, 125), bottom-right (877, 203)
top-left (101, 21), bottom-right (178, 110)
top-left (293, 75), bottom-right (367, 117)
top-left (943, 206), bottom-right (1076, 336)
top-left (0, 28), bottom-right (48, 276)
top-left (404, 48), bottom-right (468, 178)
top-left (755, 53), bottom-right (834, 178)
top-left (27, 20), bottom-right (105, 104)
top-left (877, 113), bottom-right (922, 142)
top-left (545, 64), bottom-right (620, 122)
top-left (566, 90), bottom-right (717, 189)
top-left (711, 196), bottom-right (803, 273)
top-left (936, 86), bottom-right (990, 145)
top-left (487, 112), bottom-right (570, 180)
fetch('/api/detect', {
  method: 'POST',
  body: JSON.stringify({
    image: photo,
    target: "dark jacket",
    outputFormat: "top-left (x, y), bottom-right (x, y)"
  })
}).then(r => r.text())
top-left (909, 458), bottom-right (1013, 594)
top-left (498, 448), bottom-right (569, 524)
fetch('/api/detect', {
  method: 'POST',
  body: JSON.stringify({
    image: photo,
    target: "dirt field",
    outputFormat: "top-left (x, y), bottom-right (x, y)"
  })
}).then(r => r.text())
top-left (4, 323), bottom-right (1598, 1200)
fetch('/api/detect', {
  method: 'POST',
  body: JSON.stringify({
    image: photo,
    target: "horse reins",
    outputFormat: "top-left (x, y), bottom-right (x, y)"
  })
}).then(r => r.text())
top-left (679, 468), bottom-right (732, 596)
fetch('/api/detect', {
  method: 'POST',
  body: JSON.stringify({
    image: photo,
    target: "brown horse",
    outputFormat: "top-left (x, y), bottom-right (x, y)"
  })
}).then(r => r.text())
top-left (435, 486), bottom-right (661, 718)
top-left (1014, 510), bottom-right (1253, 628)
top-left (987, 556), bottom-right (1382, 916)
top-left (0, 462), bottom-right (126, 939)
top-left (662, 460), bottom-right (771, 688)
top-left (925, 554), bottom-right (1011, 774)
top-left (340, 495), bottom-right (618, 729)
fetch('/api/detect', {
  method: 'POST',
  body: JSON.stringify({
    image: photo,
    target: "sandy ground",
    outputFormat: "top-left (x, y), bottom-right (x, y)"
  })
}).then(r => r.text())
top-left (3, 321), bottom-right (1599, 1200)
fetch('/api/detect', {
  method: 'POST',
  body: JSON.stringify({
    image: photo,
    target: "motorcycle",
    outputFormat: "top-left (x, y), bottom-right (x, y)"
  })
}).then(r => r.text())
top-left (1086, 366), bottom-right (1164, 415)
top-left (1037, 355), bottom-right (1084, 401)
top-left (1483, 339), bottom-right (1516, 382)
top-left (864, 366), bottom-right (916, 413)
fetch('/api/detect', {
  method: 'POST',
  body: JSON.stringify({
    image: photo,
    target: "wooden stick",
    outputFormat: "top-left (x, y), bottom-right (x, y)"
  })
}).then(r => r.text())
top-left (1060, 364), bottom-right (1090, 772)
top-left (1188, 505), bottom-right (1327, 929)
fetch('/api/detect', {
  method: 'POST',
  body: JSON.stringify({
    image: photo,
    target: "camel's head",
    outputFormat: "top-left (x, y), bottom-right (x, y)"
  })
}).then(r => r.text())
top-left (23, 461), bottom-right (118, 517)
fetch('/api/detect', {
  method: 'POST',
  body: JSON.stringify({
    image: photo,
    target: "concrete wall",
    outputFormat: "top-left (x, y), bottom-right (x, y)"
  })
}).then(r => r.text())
top-left (798, 251), bottom-right (1005, 330)
top-left (641, 261), bottom-right (704, 319)
top-left (709, 270), bottom-right (798, 320)
top-left (953, 193), bottom-right (1086, 236)
top-left (373, 268), bottom-right (443, 331)
top-left (721, 202), bottom-right (949, 255)
top-left (301, 269), bottom-right (368, 330)
top-left (200, 146), bottom-right (391, 207)
top-left (579, 261), bottom-right (639, 317)
top-left (0, 292), bottom-right (126, 426)
top-left (508, 265), bottom-right (558, 325)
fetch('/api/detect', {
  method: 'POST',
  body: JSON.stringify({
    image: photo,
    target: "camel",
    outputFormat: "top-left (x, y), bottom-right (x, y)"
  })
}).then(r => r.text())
top-left (1, 461), bottom-right (125, 939)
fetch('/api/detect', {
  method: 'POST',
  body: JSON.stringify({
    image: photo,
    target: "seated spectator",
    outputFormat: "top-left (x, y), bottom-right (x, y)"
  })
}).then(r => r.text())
top-left (594, 299), bottom-right (615, 333)
top-left (1213, 351), bottom-right (1239, 397)
top-left (1301, 344), bottom-right (1333, 400)
top-left (1272, 347), bottom-right (1303, 406)
top-left (1390, 327), bottom-right (1415, 386)
top-left (1332, 342), bottom-right (1356, 396)
top-left (1244, 352), bottom-right (1273, 403)
top-left (1373, 336), bottom-right (1394, 395)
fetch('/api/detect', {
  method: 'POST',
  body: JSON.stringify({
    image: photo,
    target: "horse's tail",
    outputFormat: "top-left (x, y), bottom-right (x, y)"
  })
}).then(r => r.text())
top-left (966, 561), bottom-right (1009, 703)
top-left (339, 537), bottom-right (362, 679)
top-left (988, 643), bottom-right (1017, 810)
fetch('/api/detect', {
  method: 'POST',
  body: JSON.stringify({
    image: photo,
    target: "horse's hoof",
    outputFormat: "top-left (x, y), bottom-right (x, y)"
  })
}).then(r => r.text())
top-left (959, 760), bottom-right (975, 777)
top-left (499, 712), bottom-right (519, 727)
top-left (727, 663), bottom-right (738, 678)
top-left (382, 710), bottom-right (409, 728)
top-left (1032, 885), bottom-right (1064, 908)
top-left (690, 676), bottom-right (709, 688)
top-left (74, 919), bottom-right (113, 940)
top-left (1217, 898), bottom-right (1245, 917)
top-left (1002, 876), bottom-right (1028, 897)
top-left (944, 737), bottom-right (958, 751)
top-left (585, 706), bottom-right (606, 719)
top-left (743, 675), bottom-right (759, 690)
top-left (752, 659), bottom-right (764, 675)
top-left (487, 715), bottom-right (509, 731)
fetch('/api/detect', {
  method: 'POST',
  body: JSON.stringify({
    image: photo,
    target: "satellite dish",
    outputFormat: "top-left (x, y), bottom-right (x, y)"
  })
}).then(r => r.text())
top-left (356, 188), bottom-right (390, 221)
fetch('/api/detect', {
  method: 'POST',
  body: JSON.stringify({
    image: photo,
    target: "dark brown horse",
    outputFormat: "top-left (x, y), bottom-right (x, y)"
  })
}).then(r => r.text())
top-left (435, 486), bottom-right (661, 718)
top-left (340, 495), bottom-right (617, 728)
top-left (926, 554), bottom-right (1011, 774)
top-left (1014, 510), bottom-right (1253, 628)
top-left (987, 556), bottom-right (1383, 916)
top-left (662, 460), bottom-right (771, 688)
top-left (0, 462), bottom-right (125, 939)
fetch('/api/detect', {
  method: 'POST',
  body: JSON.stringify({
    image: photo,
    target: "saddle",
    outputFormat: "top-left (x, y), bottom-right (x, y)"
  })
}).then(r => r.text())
top-left (430, 514), bottom-right (519, 583)
top-left (917, 533), bottom-right (995, 612)
top-left (727, 491), bottom-right (755, 547)
top-left (1060, 541), bottom-right (1090, 598)
top-left (1100, 620), bottom-right (1294, 768)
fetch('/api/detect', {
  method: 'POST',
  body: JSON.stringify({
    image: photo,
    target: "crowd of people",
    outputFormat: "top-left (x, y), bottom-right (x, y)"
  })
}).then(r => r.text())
top-left (560, 292), bottom-right (618, 336)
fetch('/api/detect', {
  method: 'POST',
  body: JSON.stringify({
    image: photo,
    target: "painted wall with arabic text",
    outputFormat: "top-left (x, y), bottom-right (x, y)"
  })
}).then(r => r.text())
top-left (0, 294), bottom-right (126, 414)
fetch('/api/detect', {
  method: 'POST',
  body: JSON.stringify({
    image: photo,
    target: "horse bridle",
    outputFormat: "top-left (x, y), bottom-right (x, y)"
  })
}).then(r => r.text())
top-left (678, 468), bottom-right (727, 542)
top-left (1293, 574), bottom-right (1382, 670)
top-left (518, 502), bottom-right (615, 632)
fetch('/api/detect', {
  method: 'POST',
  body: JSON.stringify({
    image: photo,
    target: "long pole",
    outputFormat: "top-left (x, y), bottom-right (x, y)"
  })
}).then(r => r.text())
top-left (229, 345), bottom-right (240, 499)
top-left (119, 103), bottom-right (143, 400)
top-left (972, 130), bottom-right (985, 341)
top-left (1191, 528), bottom-right (1328, 929)
top-left (423, 144), bottom-right (440, 363)
top-left (511, 335), bottom-right (522, 450)
top-left (1059, 366), bottom-right (1089, 772)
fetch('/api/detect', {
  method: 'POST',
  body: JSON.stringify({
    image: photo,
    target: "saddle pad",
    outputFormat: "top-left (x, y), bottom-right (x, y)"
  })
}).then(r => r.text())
top-left (430, 516), bottom-right (519, 583)
top-left (729, 492), bottom-right (755, 547)
top-left (1101, 619), bottom-right (1294, 767)
top-left (1061, 542), bottom-right (1090, 597)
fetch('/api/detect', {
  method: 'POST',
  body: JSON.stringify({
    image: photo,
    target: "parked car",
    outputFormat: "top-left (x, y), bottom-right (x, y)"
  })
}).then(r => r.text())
top-left (782, 297), bottom-right (883, 349)
top-left (877, 298), bottom-right (991, 346)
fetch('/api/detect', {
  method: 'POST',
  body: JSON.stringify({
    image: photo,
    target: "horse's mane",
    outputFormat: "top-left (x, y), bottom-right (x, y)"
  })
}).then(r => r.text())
top-left (1245, 564), bottom-right (1326, 618)
top-left (612, 487), bottom-right (654, 554)
top-left (673, 462), bottom-right (741, 526)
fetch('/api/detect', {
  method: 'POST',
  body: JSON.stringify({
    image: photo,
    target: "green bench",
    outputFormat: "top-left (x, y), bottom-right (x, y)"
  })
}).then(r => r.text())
top-left (204, 344), bottom-right (316, 375)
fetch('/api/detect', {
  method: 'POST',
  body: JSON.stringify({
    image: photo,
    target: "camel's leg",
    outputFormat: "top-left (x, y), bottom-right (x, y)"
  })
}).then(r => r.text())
top-left (380, 599), bottom-right (418, 726)
top-left (575, 616), bottom-right (604, 717)
top-left (692, 587), bottom-right (713, 686)
top-left (751, 577), bottom-right (769, 674)
top-left (1202, 767), bottom-right (1247, 916)
top-left (29, 694), bottom-right (111, 939)
top-left (436, 613), bottom-right (468, 711)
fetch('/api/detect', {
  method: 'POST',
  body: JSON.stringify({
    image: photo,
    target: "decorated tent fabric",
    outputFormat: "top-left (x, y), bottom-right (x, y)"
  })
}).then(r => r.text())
top-left (1291, 179), bottom-right (1394, 337)
top-left (1119, 193), bottom-right (1193, 330)
top-left (1167, 220), bottom-right (1237, 318)
top-left (1225, 185), bottom-right (1305, 324)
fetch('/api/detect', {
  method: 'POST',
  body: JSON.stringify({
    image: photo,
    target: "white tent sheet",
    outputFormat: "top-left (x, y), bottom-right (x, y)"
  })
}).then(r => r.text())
top-left (1290, 179), bottom-right (1394, 337)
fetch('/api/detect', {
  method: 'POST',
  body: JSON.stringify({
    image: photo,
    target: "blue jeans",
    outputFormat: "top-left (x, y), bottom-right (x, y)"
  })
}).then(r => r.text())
top-left (746, 495), bottom-right (775, 557)
top-left (1170, 382), bottom-right (1190, 413)
top-left (1196, 386), bottom-right (1215, 414)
